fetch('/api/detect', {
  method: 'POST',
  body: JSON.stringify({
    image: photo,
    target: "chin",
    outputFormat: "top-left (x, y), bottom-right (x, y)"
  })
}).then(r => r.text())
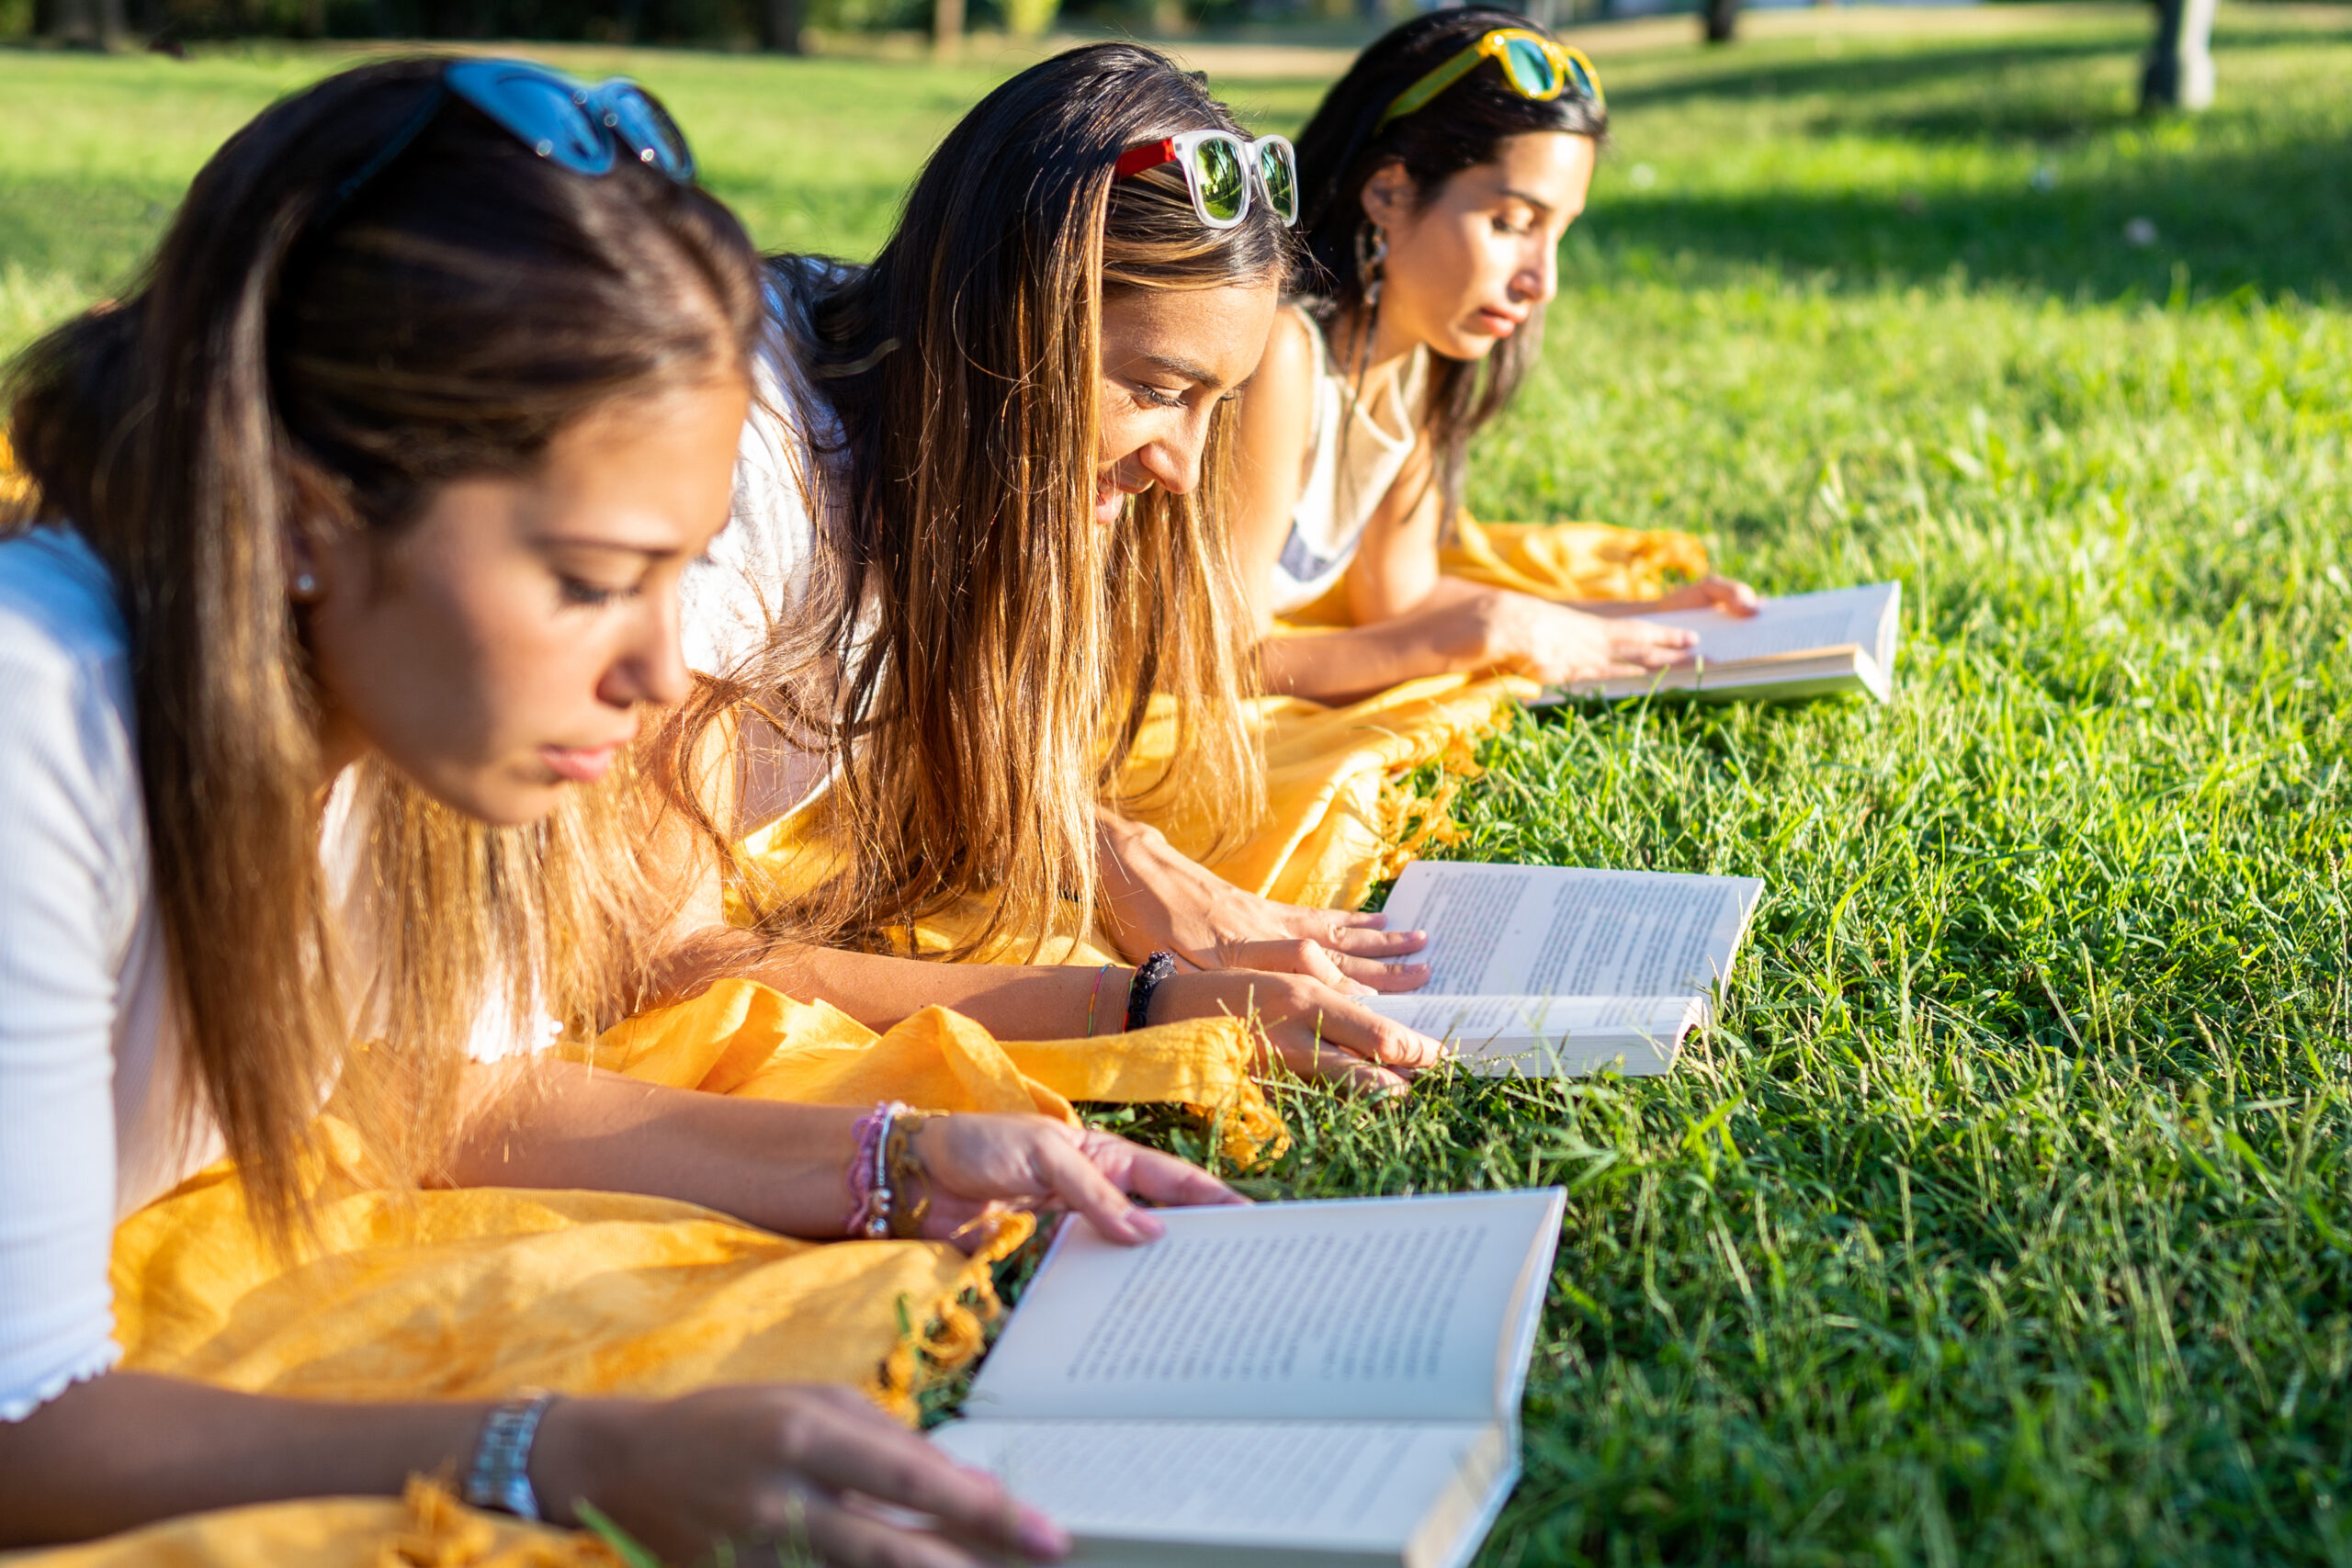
top-left (1442, 330), bottom-right (1507, 361)
top-left (412, 766), bottom-right (570, 829)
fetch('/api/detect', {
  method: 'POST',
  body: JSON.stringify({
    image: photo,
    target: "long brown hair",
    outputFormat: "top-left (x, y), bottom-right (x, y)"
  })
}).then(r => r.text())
top-left (1293, 9), bottom-right (1607, 523)
top-left (731, 45), bottom-right (1289, 960)
top-left (5, 59), bottom-right (763, 1232)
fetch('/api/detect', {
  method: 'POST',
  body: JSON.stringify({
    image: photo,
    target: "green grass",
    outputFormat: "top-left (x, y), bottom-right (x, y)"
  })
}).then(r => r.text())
top-left (9, 8), bottom-right (2352, 1563)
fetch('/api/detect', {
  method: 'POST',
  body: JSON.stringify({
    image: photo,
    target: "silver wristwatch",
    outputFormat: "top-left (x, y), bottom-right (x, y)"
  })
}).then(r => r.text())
top-left (464, 1390), bottom-right (558, 1521)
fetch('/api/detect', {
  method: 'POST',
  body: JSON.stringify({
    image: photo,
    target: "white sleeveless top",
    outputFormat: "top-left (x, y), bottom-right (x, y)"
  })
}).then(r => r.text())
top-left (1266, 307), bottom-right (1430, 615)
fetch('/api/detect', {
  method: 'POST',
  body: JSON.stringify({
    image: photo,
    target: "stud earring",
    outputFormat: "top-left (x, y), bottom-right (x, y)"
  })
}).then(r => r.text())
top-left (294, 572), bottom-right (318, 597)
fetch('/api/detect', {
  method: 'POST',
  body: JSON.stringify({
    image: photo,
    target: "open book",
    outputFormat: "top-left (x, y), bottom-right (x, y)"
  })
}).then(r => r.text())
top-left (1546, 581), bottom-right (1902, 704)
top-left (932, 1189), bottom-right (1566, 1568)
top-left (1363, 861), bottom-right (1763, 1076)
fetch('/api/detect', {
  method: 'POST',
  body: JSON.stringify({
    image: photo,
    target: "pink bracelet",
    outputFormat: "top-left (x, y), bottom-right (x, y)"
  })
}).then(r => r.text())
top-left (846, 1100), bottom-right (910, 1239)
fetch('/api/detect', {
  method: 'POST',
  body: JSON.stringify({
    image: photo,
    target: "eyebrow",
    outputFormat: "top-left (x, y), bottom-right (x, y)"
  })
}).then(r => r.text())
top-left (1498, 186), bottom-right (1558, 216)
top-left (1129, 351), bottom-right (1227, 390)
top-left (533, 533), bottom-right (684, 561)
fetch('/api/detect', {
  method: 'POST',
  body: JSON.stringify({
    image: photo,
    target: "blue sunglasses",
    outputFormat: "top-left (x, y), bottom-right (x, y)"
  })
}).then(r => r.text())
top-left (320, 58), bottom-right (696, 230)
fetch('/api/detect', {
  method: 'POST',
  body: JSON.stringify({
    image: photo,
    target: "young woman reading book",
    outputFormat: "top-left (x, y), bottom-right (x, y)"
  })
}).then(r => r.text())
top-left (0, 59), bottom-right (1234, 1561)
top-left (1230, 11), bottom-right (1758, 705)
top-left (656, 45), bottom-right (1442, 1089)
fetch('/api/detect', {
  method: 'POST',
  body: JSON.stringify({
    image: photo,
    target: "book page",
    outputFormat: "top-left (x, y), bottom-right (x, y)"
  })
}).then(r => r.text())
top-left (963, 1190), bottom-right (1564, 1425)
top-left (930, 1419), bottom-right (1504, 1554)
top-left (1378, 862), bottom-right (1761, 1001)
top-left (1364, 993), bottom-right (1699, 1077)
top-left (1634, 581), bottom-right (1898, 666)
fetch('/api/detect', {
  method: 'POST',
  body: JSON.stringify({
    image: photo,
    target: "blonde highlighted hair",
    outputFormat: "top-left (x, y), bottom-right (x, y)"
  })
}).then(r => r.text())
top-left (704, 45), bottom-right (1287, 961)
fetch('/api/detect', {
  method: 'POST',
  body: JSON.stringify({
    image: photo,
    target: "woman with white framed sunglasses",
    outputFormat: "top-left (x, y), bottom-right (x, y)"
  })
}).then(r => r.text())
top-left (1228, 10), bottom-right (1758, 704)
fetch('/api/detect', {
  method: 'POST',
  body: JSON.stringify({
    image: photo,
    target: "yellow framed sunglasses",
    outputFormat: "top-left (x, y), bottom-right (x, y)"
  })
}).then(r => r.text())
top-left (1376, 28), bottom-right (1605, 131)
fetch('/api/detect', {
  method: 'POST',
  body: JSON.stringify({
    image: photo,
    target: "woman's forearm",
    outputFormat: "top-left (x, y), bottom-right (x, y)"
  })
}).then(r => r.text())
top-left (0, 1372), bottom-right (489, 1548)
top-left (448, 1055), bottom-right (866, 1237)
top-left (1260, 577), bottom-right (1504, 702)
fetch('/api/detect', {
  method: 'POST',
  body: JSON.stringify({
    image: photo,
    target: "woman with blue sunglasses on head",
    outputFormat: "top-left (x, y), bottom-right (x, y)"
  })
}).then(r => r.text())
top-left (1229, 11), bottom-right (1758, 703)
top-left (0, 57), bottom-right (1233, 1561)
top-left (656, 44), bottom-right (1443, 1090)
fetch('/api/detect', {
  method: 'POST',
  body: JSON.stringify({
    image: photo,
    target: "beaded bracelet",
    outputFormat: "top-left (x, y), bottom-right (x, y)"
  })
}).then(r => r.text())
top-left (1125, 949), bottom-right (1178, 1032)
top-left (847, 1100), bottom-right (936, 1240)
top-left (847, 1100), bottom-right (905, 1239)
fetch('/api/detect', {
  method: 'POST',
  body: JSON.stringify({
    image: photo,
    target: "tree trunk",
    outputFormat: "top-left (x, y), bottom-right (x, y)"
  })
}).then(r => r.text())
top-left (1702, 0), bottom-right (1738, 43)
top-left (759, 0), bottom-right (803, 53)
top-left (932, 0), bottom-right (962, 58)
top-left (2141, 0), bottom-right (2216, 110)
top-left (299, 0), bottom-right (328, 37)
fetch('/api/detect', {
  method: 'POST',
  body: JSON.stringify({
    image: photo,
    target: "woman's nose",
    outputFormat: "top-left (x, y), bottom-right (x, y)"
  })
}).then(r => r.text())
top-left (604, 601), bottom-right (693, 710)
top-left (1139, 428), bottom-right (1204, 498)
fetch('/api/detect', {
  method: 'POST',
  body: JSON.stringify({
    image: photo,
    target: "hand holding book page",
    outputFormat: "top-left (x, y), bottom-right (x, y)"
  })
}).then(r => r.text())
top-left (1362, 861), bottom-right (1764, 1077)
top-left (930, 1190), bottom-right (1566, 1568)
top-left (1546, 581), bottom-right (1903, 704)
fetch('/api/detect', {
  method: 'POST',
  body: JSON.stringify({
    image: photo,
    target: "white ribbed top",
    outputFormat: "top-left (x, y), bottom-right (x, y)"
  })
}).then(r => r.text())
top-left (1266, 306), bottom-right (1430, 616)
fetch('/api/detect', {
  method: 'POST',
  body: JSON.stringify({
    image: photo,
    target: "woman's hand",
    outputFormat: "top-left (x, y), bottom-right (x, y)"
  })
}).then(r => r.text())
top-left (1096, 813), bottom-right (1430, 989)
top-left (915, 1114), bottom-right (1245, 1247)
top-left (1152, 970), bottom-right (1444, 1094)
top-left (1438, 586), bottom-right (1695, 686)
top-left (1644, 574), bottom-right (1760, 616)
top-left (538, 1386), bottom-right (1068, 1568)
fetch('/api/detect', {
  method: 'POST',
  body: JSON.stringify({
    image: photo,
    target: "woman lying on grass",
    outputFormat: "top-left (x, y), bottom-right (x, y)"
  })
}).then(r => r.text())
top-left (0, 57), bottom-right (1232, 1561)
top-left (654, 44), bottom-right (1442, 1089)
top-left (1231, 10), bottom-right (1758, 704)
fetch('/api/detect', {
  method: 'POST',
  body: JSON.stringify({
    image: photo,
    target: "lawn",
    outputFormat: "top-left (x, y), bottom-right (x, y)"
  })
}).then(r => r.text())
top-left (7, 6), bottom-right (2352, 1563)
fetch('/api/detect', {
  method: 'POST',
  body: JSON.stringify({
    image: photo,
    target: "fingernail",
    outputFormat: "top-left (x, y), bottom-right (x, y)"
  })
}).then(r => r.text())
top-left (1129, 1209), bottom-right (1166, 1240)
top-left (1018, 1507), bottom-right (1071, 1559)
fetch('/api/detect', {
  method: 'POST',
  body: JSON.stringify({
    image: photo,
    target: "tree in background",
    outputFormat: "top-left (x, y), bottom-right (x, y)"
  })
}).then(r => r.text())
top-left (1701, 0), bottom-right (1736, 45)
top-left (39, 0), bottom-right (128, 44)
top-left (2142, 0), bottom-right (2216, 109)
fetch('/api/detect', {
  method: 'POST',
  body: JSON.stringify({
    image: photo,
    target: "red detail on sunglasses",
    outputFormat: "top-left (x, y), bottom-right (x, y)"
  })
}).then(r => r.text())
top-left (1114, 139), bottom-right (1178, 179)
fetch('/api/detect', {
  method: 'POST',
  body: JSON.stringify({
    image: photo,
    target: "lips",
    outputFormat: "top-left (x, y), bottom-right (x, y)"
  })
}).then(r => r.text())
top-left (1094, 473), bottom-right (1148, 525)
top-left (1475, 307), bottom-right (1528, 336)
top-left (540, 743), bottom-right (623, 784)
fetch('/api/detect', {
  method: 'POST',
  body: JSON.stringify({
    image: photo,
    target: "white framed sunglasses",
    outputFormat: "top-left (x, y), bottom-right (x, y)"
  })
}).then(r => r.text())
top-left (1114, 130), bottom-right (1299, 230)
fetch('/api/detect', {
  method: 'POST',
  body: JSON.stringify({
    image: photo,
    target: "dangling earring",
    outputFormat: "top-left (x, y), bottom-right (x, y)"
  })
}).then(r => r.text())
top-left (1353, 220), bottom-right (1388, 311)
top-left (1351, 220), bottom-right (1388, 385)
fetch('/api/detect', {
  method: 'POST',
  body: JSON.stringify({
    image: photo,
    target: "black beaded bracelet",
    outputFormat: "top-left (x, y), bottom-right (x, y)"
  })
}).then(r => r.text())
top-left (1125, 949), bottom-right (1178, 1032)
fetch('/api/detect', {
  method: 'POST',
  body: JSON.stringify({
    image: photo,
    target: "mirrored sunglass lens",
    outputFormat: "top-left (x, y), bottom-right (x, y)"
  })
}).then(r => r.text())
top-left (1191, 139), bottom-right (1247, 223)
top-left (602, 89), bottom-right (695, 178)
top-left (1500, 37), bottom-right (1563, 98)
top-left (499, 75), bottom-right (609, 169)
top-left (1257, 142), bottom-right (1298, 224)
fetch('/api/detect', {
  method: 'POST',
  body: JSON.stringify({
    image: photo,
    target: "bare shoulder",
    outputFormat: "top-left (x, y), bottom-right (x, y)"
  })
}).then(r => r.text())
top-left (1250, 305), bottom-right (1319, 399)
top-left (1235, 305), bottom-right (1317, 446)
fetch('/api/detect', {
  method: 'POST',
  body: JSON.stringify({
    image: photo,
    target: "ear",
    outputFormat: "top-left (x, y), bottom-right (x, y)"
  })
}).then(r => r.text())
top-left (1358, 161), bottom-right (1419, 231)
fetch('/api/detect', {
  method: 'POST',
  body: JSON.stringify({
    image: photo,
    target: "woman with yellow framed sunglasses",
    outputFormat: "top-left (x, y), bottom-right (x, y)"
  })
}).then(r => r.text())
top-left (1376, 28), bottom-right (1606, 130)
top-left (1228, 10), bottom-right (1756, 705)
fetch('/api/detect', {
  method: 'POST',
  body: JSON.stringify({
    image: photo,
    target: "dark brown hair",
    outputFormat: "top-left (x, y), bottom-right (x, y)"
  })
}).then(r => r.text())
top-left (5, 58), bottom-right (763, 1232)
top-left (1293, 9), bottom-right (1607, 522)
top-left (739, 44), bottom-right (1292, 959)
